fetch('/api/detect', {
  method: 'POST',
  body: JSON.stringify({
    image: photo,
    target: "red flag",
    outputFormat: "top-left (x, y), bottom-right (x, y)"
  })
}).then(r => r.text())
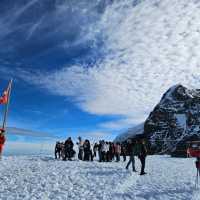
top-left (0, 85), bottom-right (10, 105)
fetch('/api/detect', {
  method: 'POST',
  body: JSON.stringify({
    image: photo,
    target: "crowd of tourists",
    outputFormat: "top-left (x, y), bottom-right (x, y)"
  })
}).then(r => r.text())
top-left (54, 137), bottom-right (148, 175)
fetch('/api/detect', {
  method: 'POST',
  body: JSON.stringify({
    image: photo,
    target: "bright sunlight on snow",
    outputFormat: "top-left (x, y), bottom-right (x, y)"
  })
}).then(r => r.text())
top-left (0, 156), bottom-right (199, 200)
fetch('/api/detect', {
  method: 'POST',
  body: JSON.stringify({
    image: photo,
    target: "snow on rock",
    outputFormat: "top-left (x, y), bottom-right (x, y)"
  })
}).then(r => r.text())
top-left (0, 155), bottom-right (199, 200)
top-left (143, 84), bottom-right (200, 155)
top-left (115, 85), bottom-right (200, 156)
top-left (114, 123), bottom-right (144, 142)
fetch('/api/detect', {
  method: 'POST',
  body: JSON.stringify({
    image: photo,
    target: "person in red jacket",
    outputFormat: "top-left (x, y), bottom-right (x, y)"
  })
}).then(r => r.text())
top-left (0, 128), bottom-right (6, 159)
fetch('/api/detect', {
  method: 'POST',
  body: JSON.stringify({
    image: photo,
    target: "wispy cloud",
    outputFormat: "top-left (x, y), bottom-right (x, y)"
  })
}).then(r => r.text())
top-left (31, 0), bottom-right (200, 122)
top-left (2, 0), bottom-right (200, 133)
top-left (0, 0), bottom-right (103, 57)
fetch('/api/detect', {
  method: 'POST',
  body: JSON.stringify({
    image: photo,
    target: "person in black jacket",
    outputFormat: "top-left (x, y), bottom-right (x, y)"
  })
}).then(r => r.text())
top-left (83, 140), bottom-right (91, 161)
top-left (98, 141), bottom-right (103, 162)
top-left (64, 137), bottom-right (74, 161)
top-left (126, 139), bottom-right (139, 172)
top-left (121, 142), bottom-right (127, 162)
top-left (138, 139), bottom-right (148, 175)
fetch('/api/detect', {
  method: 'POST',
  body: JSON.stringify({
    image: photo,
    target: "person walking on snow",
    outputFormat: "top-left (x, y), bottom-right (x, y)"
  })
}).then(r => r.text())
top-left (0, 129), bottom-right (6, 160)
top-left (126, 139), bottom-right (139, 172)
top-left (55, 141), bottom-right (62, 159)
top-left (138, 139), bottom-right (148, 175)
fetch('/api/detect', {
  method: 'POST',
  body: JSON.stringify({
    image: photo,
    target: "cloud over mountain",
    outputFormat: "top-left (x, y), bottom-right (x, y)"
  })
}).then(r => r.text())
top-left (2, 0), bottom-right (200, 131)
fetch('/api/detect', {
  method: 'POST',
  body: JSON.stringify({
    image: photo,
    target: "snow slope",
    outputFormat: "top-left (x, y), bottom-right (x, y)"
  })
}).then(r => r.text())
top-left (0, 155), bottom-right (199, 200)
top-left (114, 123), bottom-right (144, 142)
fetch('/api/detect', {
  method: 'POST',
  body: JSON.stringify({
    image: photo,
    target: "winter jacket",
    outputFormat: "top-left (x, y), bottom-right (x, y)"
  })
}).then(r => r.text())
top-left (115, 144), bottom-right (121, 154)
top-left (137, 143), bottom-right (147, 157)
top-left (64, 140), bottom-right (74, 150)
top-left (0, 134), bottom-right (5, 145)
top-left (83, 142), bottom-right (91, 152)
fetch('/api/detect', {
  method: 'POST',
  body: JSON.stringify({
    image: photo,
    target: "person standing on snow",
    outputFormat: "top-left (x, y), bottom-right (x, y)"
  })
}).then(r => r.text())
top-left (55, 141), bottom-right (62, 159)
top-left (121, 143), bottom-right (127, 162)
top-left (105, 142), bottom-right (110, 162)
top-left (93, 143), bottom-right (98, 158)
top-left (126, 139), bottom-right (139, 172)
top-left (64, 137), bottom-right (74, 161)
top-left (101, 141), bottom-right (107, 162)
top-left (98, 141), bottom-right (103, 162)
top-left (115, 142), bottom-right (121, 162)
top-left (0, 129), bottom-right (6, 160)
top-left (83, 139), bottom-right (91, 161)
top-left (138, 139), bottom-right (148, 175)
top-left (77, 136), bottom-right (84, 160)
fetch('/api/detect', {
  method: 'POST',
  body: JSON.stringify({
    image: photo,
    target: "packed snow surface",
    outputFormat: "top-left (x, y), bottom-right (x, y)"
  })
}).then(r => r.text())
top-left (0, 155), bottom-right (199, 200)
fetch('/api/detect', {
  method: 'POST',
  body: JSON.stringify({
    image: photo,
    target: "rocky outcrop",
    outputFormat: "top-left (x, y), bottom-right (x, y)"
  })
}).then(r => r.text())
top-left (144, 84), bottom-right (200, 155)
top-left (116, 84), bottom-right (200, 156)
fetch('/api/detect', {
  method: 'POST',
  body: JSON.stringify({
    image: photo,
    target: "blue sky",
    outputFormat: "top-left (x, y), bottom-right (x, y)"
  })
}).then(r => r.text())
top-left (0, 0), bottom-right (129, 148)
top-left (1, 0), bottom-right (200, 154)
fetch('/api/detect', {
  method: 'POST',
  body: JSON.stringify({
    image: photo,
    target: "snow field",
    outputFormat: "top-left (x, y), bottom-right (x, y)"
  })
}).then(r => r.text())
top-left (0, 155), bottom-right (199, 200)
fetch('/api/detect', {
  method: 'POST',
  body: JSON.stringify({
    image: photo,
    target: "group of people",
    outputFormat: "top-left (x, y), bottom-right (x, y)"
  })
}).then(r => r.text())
top-left (54, 136), bottom-right (148, 175)
top-left (54, 137), bottom-right (75, 161)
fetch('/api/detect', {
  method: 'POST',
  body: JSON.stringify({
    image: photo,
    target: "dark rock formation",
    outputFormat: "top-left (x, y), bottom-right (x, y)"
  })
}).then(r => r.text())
top-left (144, 84), bottom-right (200, 156)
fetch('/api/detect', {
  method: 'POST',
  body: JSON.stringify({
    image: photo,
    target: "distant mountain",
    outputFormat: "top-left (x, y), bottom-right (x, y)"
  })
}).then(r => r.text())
top-left (144, 84), bottom-right (200, 155)
top-left (116, 85), bottom-right (200, 155)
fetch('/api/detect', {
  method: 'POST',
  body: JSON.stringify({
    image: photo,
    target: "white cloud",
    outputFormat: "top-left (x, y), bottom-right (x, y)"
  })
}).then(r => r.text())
top-left (3, 0), bottom-right (200, 131)
top-left (99, 118), bottom-right (141, 130)
top-left (38, 1), bottom-right (200, 119)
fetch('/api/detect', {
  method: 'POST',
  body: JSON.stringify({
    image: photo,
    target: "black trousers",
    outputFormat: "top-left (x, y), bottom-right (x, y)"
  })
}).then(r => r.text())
top-left (116, 153), bottom-right (120, 162)
top-left (55, 150), bottom-right (61, 159)
top-left (84, 150), bottom-right (90, 161)
top-left (139, 155), bottom-right (146, 173)
top-left (78, 149), bottom-right (83, 160)
top-left (64, 149), bottom-right (72, 160)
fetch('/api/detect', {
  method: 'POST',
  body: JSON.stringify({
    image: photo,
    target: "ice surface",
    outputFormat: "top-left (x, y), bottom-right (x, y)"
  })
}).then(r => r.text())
top-left (0, 155), bottom-right (199, 200)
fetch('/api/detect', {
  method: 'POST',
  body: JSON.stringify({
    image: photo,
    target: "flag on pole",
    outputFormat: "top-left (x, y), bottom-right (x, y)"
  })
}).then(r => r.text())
top-left (0, 80), bottom-right (12, 158)
top-left (0, 80), bottom-right (13, 130)
top-left (0, 83), bottom-right (10, 105)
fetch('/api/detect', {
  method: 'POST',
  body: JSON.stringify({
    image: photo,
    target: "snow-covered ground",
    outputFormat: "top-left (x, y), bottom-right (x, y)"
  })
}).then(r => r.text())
top-left (0, 155), bottom-right (199, 200)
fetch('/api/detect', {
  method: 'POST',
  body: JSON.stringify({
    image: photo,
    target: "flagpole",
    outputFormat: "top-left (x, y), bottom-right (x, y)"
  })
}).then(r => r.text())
top-left (2, 79), bottom-right (13, 131)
